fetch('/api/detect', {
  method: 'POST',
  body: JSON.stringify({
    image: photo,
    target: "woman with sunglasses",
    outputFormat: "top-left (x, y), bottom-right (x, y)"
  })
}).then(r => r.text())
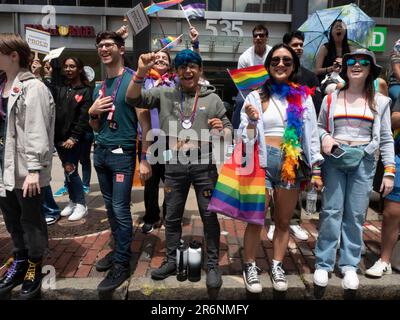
top-left (43, 57), bottom-right (92, 222)
top-left (314, 49), bottom-right (395, 290)
top-left (315, 19), bottom-right (351, 83)
top-left (239, 43), bottom-right (324, 293)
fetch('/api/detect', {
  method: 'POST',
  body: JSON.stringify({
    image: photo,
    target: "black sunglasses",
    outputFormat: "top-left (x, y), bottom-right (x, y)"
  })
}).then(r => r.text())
top-left (270, 56), bottom-right (294, 67)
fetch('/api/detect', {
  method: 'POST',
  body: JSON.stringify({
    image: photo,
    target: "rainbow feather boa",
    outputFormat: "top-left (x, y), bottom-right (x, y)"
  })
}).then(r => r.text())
top-left (270, 82), bottom-right (314, 184)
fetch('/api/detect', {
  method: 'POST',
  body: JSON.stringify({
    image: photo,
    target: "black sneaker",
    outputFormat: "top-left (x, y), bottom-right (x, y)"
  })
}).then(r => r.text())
top-left (243, 262), bottom-right (262, 293)
top-left (151, 260), bottom-right (176, 280)
top-left (0, 254), bottom-right (28, 296)
top-left (95, 251), bottom-right (114, 272)
top-left (206, 265), bottom-right (223, 288)
top-left (97, 263), bottom-right (130, 292)
top-left (271, 262), bottom-right (288, 291)
top-left (141, 222), bottom-right (154, 234)
top-left (20, 260), bottom-right (43, 300)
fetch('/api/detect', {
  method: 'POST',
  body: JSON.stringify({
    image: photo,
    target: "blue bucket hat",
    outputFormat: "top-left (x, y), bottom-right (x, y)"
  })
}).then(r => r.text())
top-left (174, 49), bottom-right (202, 69)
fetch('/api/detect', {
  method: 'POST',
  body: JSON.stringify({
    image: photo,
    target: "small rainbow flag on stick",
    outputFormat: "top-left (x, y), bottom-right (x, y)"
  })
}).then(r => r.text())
top-left (160, 36), bottom-right (179, 48)
top-left (145, 0), bottom-right (184, 15)
top-left (157, 34), bottom-right (183, 53)
top-left (227, 65), bottom-right (269, 93)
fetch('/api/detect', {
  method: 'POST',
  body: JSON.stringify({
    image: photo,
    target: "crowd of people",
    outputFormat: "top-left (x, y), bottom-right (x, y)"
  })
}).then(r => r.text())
top-left (0, 17), bottom-right (399, 299)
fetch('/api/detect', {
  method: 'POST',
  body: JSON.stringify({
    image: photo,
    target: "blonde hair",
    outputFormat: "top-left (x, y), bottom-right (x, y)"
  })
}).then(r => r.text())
top-left (0, 33), bottom-right (32, 69)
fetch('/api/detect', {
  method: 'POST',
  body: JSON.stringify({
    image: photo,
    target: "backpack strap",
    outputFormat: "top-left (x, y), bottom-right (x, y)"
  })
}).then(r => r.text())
top-left (326, 93), bottom-right (332, 133)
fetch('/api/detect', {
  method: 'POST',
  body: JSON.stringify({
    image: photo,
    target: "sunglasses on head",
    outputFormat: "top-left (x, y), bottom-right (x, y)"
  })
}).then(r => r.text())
top-left (346, 58), bottom-right (371, 67)
top-left (270, 56), bottom-right (294, 67)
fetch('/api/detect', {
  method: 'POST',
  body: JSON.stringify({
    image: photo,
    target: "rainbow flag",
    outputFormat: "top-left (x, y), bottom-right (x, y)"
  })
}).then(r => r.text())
top-left (145, 0), bottom-right (184, 15)
top-left (160, 34), bottom-right (183, 50)
top-left (160, 36), bottom-right (179, 48)
top-left (228, 65), bottom-right (269, 92)
top-left (207, 143), bottom-right (266, 226)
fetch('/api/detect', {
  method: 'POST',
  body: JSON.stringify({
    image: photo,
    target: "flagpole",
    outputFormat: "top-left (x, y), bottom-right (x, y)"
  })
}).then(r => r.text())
top-left (179, 3), bottom-right (193, 28)
top-left (226, 68), bottom-right (246, 101)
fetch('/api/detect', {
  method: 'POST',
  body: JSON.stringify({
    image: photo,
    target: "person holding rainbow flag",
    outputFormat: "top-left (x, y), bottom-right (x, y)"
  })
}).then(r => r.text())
top-left (239, 43), bottom-right (324, 293)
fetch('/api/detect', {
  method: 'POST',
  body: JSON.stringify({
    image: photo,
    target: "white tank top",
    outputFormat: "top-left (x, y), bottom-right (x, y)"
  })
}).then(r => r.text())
top-left (262, 95), bottom-right (287, 137)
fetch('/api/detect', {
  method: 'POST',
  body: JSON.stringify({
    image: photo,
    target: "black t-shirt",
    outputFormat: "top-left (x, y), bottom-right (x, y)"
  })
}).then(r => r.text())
top-left (0, 96), bottom-right (7, 141)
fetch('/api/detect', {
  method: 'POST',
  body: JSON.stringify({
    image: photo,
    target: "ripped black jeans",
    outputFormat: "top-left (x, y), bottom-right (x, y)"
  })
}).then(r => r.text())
top-left (164, 161), bottom-right (220, 268)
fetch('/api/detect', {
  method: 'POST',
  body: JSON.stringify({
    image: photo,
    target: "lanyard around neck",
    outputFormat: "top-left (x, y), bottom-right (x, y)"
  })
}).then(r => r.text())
top-left (100, 68), bottom-right (125, 122)
top-left (179, 88), bottom-right (199, 124)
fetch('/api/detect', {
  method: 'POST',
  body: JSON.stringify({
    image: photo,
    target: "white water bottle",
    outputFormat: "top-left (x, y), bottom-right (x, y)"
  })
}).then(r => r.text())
top-left (306, 187), bottom-right (317, 215)
top-left (188, 240), bottom-right (202, 282)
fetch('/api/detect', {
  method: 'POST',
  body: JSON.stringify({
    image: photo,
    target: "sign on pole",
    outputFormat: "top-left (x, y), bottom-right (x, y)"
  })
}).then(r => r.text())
top-left (43, 47), bottom-right (65, 62)
top-left (25, 27), bottom-right (51, 54)
top-left (369, 26), bottom-right (387, 52)
top-left (126, 3), bottom-right (150, 36)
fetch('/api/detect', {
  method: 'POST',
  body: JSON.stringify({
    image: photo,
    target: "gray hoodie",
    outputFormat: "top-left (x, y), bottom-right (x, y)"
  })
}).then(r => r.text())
top-left (126, 84), bottom-right (232, 142)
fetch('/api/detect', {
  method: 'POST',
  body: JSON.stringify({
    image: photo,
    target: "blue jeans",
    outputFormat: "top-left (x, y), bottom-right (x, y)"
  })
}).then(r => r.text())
top-left (315, 147), bottom-right (376, 272)
top-left (42, 185), bottom-right (60, 218)
top-left (93, 144), bottom-right (136, 265)
top-left (389, 84), bottom-right (400, 106)
top-left (386, 154), bottom-right (400, 203)
top-left (79, 131), bottom-right (94, 187)
top-left (56, 143), bottom-right (86, 206)
top-left (164, 161), bottom-right (220, 267)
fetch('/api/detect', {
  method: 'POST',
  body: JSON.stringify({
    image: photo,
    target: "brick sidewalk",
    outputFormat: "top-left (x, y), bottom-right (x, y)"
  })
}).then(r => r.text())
top-left (0, 213), bottom-right (385, 280)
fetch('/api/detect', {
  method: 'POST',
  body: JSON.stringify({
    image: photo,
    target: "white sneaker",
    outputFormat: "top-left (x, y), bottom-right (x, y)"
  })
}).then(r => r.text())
top-left (365, 259), bottom-right (392, 278)
top-left (342, 269), bottom-right (359, 290)
top-left (289, 225), bottom-right (309, 241)
top-left (313, 269), bottom-right (328, 287)
top-left (267, 225), bottom-right (275, 241)
top-left (68, 204), bottom-right (88, 221)
top-left (61, 201), bottom-right (76, 217)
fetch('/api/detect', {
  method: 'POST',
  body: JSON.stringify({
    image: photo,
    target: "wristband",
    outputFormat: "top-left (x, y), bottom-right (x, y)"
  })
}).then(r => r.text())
top-left (134, 74), bottom-right (144, 80)
top-left (89, 113), bottom-right (99, 120)
top-left (133, 75), bottom-right (144, 84)
top-left (311, 175), bottom-right (322, 180)
top-left (28, 169), bottom-right (40, 174)
top-left (248, 118), bottom-right (258, 126)
top-left (384, 165), bottom-right (396, 177)
top-left (140, 153), bottom-right (147, 161)
top-left (191, 41), bottom-right (199, 49)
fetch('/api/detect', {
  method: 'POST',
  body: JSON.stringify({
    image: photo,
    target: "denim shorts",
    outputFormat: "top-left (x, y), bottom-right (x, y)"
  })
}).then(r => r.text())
top-left (386, 154), bottom-right (400, 203)
top-left (265, 145), bottom-right (300, 190)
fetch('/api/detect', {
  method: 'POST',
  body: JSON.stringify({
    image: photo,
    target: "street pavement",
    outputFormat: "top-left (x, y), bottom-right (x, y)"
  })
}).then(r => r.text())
top-left (0, 154), bottom-right (399, 300)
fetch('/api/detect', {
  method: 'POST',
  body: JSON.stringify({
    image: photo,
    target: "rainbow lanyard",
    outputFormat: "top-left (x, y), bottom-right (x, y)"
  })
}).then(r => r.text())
top-left (179, 88), bottom-right (199, 128)
top-left (100, 68), bottom-right (126, 122)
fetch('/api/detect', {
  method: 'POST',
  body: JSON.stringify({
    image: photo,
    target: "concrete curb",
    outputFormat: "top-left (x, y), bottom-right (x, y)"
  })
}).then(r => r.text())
top-left (5, 274), bottom-right (400, 300)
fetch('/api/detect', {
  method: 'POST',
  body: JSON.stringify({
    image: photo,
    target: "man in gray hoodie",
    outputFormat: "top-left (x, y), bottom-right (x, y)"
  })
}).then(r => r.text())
top-left (126, 49), bottom-right (232, 289)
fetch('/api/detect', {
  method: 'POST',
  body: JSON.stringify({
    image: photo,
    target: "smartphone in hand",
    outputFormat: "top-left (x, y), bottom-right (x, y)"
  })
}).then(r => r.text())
top-left (331, 145), bottom-right (346, 158)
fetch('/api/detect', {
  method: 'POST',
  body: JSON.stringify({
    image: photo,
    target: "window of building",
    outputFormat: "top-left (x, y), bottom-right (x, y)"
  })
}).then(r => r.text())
top-left (208, 0), bottom-right (234, 12)
top-left (263, 0), bottom-right (287, 13)
top-left (108, 0), bottom-right (132, 7)
top-left (331, 0), bottom-right (356, 6)
top-left (359, 0), bottom-right (381, 17)
top-left (1, 0), bottom-right (19, 3)
top-left (309, 0), bottom-right (328, 12)
top-left (80, 0), bottom-right (105, 7)
top-left (385, 0), bottom-right (400, 18)
top-left (22, 0), bottom-right (48, 4)
top-left (235, 0), bottom-right (262, 13)
top-left (52, 0), bottom-right (76, 5)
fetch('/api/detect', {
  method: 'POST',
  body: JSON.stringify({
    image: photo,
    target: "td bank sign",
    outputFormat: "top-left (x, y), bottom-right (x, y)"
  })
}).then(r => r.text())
top-left (24, 24), bottom-right (96, 38)
top-left (369, 26), bottom-right (387, 52)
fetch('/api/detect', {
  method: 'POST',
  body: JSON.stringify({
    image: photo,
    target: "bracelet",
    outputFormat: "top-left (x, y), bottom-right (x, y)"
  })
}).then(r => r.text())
top-left (311, 175), bottom-right (322, 180)
top-left (191, 41), bottom-right (199, 49)
top-left (133, 75), bottom-right (144, 84)
top-left (248, 118), bottom-right (258, 125)
top-left (384, 165), bottom-right (396, 176)
top-left (89, 113), bottom-right (100, 120)
top-left (28, 169), bottom-right (40, 174)
top-left (140, 153), bottom-right (147, 161)
top-left (134, 74), bottom-right (144, 80)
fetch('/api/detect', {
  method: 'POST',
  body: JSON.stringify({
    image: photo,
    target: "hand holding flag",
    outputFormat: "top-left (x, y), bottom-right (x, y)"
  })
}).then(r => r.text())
top-left (227, 65), bottom-right (269, 99)
top-left (144, 0), bottom-right (184, 15)
top-left (157, 34), bottom-right (183, 52)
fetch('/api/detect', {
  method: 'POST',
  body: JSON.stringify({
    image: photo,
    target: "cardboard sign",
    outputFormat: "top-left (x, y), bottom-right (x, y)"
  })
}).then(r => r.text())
top-left (369, 26), bottom-right (387, 52)
top-left (25, 27), bottom-right (51, 54)
top-left (126, 2), bottom-right (150, 36)
top-left (43, 46), bottom-right (65, 62)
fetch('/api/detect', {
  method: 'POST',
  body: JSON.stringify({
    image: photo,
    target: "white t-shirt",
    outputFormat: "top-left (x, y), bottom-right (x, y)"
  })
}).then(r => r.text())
top-left (237, 45), bottom-right (272, 68)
